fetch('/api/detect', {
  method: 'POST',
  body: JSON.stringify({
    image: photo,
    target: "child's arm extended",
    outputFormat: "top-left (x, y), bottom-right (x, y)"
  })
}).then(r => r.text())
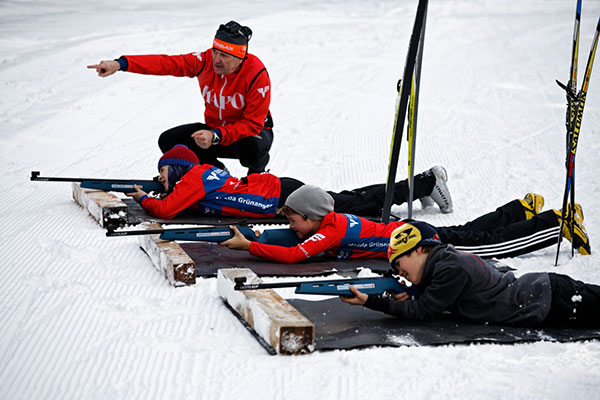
top-left (140, 171), bottom-right (205, 219)
top-left (248, 225), bottom-right (340, 264)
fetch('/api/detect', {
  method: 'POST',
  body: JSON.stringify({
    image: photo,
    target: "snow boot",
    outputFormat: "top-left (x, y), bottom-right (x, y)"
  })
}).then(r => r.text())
top-left (554, 204), bottom-right (591, 255)
top-left (419, 196), bottom-right (435, 209)
top-left (520, 193), bottom-right (545, 220)
top-left (428, 165), bottom-right (453, 213)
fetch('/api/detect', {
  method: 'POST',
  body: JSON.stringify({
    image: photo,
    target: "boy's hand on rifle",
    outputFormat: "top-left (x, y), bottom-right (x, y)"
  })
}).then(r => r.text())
top-left (339, 285), bottom-right (368, 305)
top-left (126, 185), bottom-right (147, 202)
top-left (388, 291), bottom-right (410, 301)
top-left (220, 225), bottom-right (251, 251)
top-left (387, 279), bottom-right (411, 301)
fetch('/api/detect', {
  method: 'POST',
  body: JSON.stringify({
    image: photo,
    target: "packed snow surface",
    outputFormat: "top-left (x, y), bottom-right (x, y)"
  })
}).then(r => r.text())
top-left (1, 0), bottom-right (600, 399)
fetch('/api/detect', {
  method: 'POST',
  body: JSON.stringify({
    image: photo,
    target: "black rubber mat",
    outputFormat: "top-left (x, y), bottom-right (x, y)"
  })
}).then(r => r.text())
top-left (288, 298), bottom-right (600, 349)
top-left (182, 242), bottom-right (391, 277)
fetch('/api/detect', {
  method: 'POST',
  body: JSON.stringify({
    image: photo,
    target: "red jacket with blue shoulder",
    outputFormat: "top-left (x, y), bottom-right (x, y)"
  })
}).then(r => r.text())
top-left (139, 165), bottom-right (281, 219)
top-left (249, 212), bottom-right (408, 263)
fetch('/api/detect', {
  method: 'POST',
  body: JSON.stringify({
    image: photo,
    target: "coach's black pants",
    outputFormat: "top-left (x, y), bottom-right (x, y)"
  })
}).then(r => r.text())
top-left (158, 122), bottom-right (273, 175)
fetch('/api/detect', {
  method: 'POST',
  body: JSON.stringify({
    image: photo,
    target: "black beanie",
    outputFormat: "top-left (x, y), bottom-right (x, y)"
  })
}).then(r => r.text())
top-left (213, 21), bottom-right (252, 59)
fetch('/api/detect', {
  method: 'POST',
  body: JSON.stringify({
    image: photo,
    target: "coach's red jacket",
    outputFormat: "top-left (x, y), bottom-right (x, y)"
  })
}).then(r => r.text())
top-left (122, 49), bottom-right (272, 145)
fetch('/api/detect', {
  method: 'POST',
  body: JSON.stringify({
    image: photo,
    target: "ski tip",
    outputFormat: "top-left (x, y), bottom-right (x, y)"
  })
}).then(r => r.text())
top-left (30, 171), bottom-right (40, 180)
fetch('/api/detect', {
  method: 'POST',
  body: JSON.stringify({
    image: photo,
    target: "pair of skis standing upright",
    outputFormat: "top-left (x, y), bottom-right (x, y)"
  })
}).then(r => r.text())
top-left (554, 0), bottom-right (599, 265)
top-left (381, 0), bottom-right (600, 265)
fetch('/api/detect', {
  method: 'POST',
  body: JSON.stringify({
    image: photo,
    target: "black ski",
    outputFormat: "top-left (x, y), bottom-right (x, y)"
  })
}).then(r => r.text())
top-left (406, 0), bottom-right (428, 219)
top-left (565, 0), bottom-right (581, 257)
top-left (381, 0), bottom-right (429, 223)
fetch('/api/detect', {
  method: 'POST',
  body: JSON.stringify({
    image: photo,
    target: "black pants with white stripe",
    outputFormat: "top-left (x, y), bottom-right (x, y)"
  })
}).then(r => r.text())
top-left (436, 199), bottom-right (560, 258)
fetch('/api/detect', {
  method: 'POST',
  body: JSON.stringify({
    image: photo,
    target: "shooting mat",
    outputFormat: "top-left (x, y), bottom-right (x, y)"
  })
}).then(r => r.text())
top-left (288, 298), bottom-right (600, 349)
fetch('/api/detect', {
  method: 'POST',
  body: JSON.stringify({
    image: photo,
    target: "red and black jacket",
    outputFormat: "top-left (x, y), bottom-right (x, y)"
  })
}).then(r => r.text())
top-left (122, 49), bottom-right (272, 145)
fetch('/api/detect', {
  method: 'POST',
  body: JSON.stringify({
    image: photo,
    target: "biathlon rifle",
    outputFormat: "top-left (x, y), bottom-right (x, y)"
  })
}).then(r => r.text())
top-left (30, 171), bottom-right (165, 193)
top-left (107, 226), bottom-right (301, 246)
top-left (233, 276), bottom-right (419, 298)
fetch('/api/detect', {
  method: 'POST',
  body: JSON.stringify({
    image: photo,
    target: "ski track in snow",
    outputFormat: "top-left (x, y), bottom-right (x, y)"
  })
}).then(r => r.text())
top-left (2, 1), bottom-right (600, 399)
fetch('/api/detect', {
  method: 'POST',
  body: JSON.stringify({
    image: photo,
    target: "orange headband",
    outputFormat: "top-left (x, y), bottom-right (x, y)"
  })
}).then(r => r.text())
top-left (213, 38), bottom-right (247, 59)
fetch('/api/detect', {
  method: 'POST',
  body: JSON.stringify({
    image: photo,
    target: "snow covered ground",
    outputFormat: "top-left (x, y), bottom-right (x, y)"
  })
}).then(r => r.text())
top-left (1, 0), bottom-right (600, 398)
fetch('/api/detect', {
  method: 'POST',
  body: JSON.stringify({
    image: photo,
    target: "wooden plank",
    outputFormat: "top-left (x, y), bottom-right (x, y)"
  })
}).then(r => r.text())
top-left (71, 183), bottom-right (128, 229)
top-left (217, 268), bottom-right (315, 355)
top-left (138, 223), bottom-right (196, 287)
top-left (71, 184), bottom-right (195, 286)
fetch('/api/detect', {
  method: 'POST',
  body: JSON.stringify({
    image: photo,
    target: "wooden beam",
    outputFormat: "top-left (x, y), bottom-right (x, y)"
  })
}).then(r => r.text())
top-left (217, 268), bottom-right (314, 355)
top-left (71, 184), bottom-right (195, 286)
top-left (138, 223), bottom-right (196, 287)
top-left (71, 183), bottom-right (128, 229)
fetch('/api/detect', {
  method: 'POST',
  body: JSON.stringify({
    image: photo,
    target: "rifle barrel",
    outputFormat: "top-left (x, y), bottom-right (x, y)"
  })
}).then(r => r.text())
top-left (106, 229), bottom-right (167, 237)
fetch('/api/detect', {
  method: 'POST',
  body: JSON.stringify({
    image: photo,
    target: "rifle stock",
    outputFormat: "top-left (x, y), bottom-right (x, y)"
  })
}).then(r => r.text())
top-left (160, 226), bottom-right (257, 242)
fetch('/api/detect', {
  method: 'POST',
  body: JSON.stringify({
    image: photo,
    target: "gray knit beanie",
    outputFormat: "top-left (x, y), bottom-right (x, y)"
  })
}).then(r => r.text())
top-left (285, 184), bottom-right (334, 219)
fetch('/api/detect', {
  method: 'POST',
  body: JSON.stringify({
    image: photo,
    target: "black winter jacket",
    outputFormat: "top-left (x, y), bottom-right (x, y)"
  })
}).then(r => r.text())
top-left (364, 245), bottom-right (552, 326)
